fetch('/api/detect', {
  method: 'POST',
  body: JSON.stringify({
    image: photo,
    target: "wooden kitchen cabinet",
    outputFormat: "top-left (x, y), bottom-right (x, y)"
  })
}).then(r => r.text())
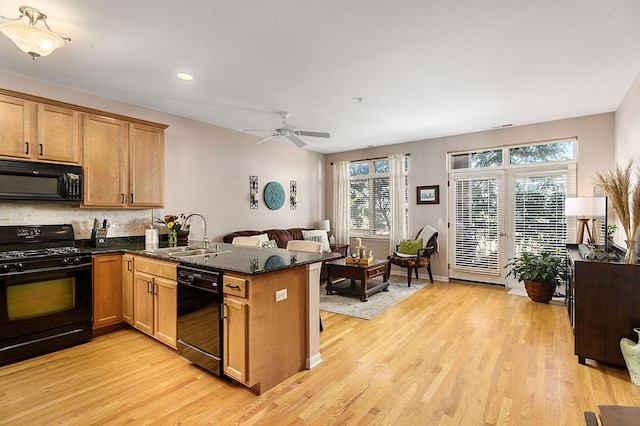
top-left (222, 269), bottom-right (307, 394)
top-left (0, 94), bottom-right (80, 164)
top-left (82, 114), bottom-right (128, 207)
top-left (133, 256), bottom-right (177, 348)
top-left (0, 94), bottom-right (33, 160)
top-left (223, 275), bottom-right (249, 383)
top-left (128, 123), bottom-right (164, 207)
top-left (36, 104), bottom-right (80, 164)
top-left (92, 254), bottom-right (123, 330)
top-left (121, 253), bottom-right (134, 325)
top-left (82, 114), bottom-right (164, 208)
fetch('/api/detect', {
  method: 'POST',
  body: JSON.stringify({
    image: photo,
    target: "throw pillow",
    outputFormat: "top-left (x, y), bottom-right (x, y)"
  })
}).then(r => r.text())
top-left (260, 239), bottom-right (278, 248)
top-left (397, 238), bottom-right (423, 256)
top-left (304, 235), bottom-right (323, 244)
top-left (254, 233), bottom-right (269, 242)
top-left (301, 230), bottom-right (331, 252)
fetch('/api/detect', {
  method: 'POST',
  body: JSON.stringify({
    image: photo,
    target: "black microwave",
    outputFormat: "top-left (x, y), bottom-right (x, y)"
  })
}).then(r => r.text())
top-left (0, 159), bottom-right (83, 204)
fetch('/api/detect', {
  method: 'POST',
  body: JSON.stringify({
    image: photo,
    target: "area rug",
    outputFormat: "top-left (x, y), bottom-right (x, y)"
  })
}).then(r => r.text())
top-left (320, 277), bottom-right (428, 320)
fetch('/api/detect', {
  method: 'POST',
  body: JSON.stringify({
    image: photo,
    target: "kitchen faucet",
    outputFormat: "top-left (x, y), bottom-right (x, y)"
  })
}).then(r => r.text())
top-left (185, 213), bottom-right (209, 249)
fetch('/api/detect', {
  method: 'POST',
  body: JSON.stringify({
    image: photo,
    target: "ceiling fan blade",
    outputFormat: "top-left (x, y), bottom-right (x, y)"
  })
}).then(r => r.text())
top-left (243, 129), bottom-right (272, 132)
top-left (287, 134), bottom-right (307, 148)
top-left (294, 130), bottom-right (330, 138)
top-left (253, 134), bottom-right (278, 145)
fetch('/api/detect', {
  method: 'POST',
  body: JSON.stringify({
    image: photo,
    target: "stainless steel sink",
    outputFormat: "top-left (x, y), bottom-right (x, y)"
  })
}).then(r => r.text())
top-left (146, 246), bottom-right (231, 258)
top-left (178, 250), bottom-right (231, 261)
top-left (148, 246), bottom-right (200, 255)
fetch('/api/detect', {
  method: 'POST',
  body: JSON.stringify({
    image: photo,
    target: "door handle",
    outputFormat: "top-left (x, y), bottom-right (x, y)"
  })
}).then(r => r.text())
top-left (499, 232), bottom-right (506, 236)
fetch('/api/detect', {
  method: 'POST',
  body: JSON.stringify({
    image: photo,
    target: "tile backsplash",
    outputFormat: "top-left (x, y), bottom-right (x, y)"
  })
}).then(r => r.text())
top-left (0, 204), bottom-right (155, 240)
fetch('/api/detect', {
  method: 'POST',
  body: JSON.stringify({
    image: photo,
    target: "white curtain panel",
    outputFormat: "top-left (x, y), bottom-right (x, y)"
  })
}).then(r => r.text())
top-left (332, 161), bottom-right (351, 245)
top-left (389, 154), bottom-right (407, 254)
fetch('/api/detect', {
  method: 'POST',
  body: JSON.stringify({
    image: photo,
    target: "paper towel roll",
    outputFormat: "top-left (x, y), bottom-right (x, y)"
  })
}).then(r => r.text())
top-left (145, 228), bottom-right (159, 251)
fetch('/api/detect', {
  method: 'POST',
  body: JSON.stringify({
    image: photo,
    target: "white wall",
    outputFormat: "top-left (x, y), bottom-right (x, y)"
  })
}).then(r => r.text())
top-left (0, 73), bottom-right (326, 241)
top-left (613, 71), bottom-right (640, 246)
top-left (326, 113), bottom-right (616, 279)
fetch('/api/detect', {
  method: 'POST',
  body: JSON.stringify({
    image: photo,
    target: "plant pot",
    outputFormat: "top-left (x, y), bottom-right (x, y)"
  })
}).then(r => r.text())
top-left (524, 280), bottom-right (555, 303)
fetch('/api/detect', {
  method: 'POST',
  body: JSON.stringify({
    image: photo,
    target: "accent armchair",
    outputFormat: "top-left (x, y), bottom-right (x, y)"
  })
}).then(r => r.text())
top-left (387, 225), bottom-right (438, 286)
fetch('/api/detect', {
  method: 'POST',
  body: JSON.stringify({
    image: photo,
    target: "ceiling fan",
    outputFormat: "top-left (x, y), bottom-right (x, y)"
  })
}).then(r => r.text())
top-left (244, 112), bottom-right (330, 148)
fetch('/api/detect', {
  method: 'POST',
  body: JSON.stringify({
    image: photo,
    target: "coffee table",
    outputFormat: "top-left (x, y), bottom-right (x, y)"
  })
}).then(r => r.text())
top-left (325, 258), bottom-right (389, 302)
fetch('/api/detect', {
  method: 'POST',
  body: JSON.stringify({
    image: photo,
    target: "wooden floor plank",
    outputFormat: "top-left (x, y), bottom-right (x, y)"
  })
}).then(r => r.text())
top-left (1, 280), bottom-right (639, 425)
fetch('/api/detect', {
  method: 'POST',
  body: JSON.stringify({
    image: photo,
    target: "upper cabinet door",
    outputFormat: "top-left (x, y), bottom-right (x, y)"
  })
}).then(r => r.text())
top-left (37, 104), bottom-right (80, 164)
top-left (82, 114), bottom-right (128, 207)
top-left (129, 123), bottom-right (164, 208)
top-left (0, 94), bottom-right (33, 160)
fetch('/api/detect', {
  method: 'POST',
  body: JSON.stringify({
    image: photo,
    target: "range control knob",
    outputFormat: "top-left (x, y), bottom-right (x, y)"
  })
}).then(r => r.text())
top-left (14, 263), bottom-right (24, 272)
top-left (0, 264), bottom-right (10, 273)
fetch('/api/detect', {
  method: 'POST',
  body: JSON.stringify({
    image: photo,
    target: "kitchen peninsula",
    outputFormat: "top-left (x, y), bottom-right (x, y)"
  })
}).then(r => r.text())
top-left (132, 243), bottom-right (340, 394)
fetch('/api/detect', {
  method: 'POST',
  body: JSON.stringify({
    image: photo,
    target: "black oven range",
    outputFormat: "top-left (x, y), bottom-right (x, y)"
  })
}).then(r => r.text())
top-left (0, 224), bottom-right (92, 366)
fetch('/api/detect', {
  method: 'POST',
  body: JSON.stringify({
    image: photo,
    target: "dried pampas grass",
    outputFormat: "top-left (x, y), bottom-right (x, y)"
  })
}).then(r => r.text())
top-left (593, 161), bottom-right (640, 262)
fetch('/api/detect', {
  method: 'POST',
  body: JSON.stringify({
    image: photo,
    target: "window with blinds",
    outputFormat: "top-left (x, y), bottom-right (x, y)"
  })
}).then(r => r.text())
top-left (513, 174), bottom-right (568, 256)
top-left (350, 159), bottom-right (407, 237)
top-left (454, 177), bottom-right (500, 274)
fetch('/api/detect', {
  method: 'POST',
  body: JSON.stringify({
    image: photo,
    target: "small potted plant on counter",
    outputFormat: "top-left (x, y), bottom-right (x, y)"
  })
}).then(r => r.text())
top-left (505, 251), bottom-right (567, 303)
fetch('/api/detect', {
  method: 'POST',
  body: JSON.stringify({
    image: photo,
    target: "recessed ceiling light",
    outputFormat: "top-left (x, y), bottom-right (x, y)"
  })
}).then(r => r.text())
top-left (177, 72), bottom-right (194, 81)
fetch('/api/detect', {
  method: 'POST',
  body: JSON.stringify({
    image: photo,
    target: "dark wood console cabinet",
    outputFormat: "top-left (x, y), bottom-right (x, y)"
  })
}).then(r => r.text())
top-left (567, 246), bottom-right (640, 367)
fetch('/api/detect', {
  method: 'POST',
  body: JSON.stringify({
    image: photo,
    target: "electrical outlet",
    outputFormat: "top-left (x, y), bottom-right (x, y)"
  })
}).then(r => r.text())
top-left (275, 289), bottom-right (287, 302)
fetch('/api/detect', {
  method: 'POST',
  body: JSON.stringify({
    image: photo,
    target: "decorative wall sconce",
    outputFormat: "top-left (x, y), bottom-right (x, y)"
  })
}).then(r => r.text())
top-left (290, 180), bottom-right (297, 210)
top-left (250, 175), bottom-right (258, 209)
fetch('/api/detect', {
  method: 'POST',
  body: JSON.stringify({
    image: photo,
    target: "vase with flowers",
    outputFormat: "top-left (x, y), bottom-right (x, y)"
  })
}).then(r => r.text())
top-left (594, 161), bottom-right (640, 264)
top-left (156, 214), bottom-right (190, 247)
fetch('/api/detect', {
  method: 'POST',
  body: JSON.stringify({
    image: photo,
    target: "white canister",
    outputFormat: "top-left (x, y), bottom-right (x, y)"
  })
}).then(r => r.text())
top-left (145, 228), bottom-right (159, 251)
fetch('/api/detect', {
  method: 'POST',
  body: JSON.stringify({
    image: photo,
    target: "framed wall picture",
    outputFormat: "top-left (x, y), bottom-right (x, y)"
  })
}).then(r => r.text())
top-left (417, 185), bottom-right (439, 205)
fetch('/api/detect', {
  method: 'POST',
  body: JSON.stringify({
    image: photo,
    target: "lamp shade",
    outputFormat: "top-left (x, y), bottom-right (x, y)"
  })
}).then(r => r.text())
top-left (565, 197), bottom-right (606, 217)
top-left (591, 196), bottom-right (606, 217)
top-left (316, 220), bottom-right (330, 232)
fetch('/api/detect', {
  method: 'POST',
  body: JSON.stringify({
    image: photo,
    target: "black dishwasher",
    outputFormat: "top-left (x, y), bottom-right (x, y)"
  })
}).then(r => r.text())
top-left (176, 265), bottom-right (223, 376)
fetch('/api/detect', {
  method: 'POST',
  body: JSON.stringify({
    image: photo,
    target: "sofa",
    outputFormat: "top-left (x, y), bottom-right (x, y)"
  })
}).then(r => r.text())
top-left (222, 228), bottom-right (334, 279)
top-left (223, 228), bottom-right (313, 249)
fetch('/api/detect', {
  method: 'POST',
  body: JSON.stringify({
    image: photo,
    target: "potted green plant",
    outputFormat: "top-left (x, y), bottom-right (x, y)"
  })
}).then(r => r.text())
top-left (504, 251), bottom-right (567, 303)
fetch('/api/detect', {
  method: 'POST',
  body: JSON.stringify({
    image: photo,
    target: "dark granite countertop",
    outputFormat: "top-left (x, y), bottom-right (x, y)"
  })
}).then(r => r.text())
top-left (131, 242), bottom-right (340, 275)
top-left (76, 237), bottom-right (339, 275)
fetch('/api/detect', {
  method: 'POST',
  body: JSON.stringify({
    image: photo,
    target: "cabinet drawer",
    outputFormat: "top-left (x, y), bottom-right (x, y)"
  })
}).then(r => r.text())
top-left (134, 256), bottom-right (177, 280)
top-left (367, 265), bottom-right (386, 279)
top-left (223, 275), bottom-right (248, 298)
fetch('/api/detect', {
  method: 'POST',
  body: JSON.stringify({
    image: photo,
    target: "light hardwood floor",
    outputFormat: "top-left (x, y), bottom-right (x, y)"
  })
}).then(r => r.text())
top-left (1, 280), bottom-right (639, 425)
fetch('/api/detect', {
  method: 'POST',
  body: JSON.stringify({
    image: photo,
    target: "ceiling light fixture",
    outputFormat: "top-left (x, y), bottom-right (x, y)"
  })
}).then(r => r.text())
top-left (177, 72), bottom-right (194, 81)
top-left (0, 6), bottom-right (69, 60)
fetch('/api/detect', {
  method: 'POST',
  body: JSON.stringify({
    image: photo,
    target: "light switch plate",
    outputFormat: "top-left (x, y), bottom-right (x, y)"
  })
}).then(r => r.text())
top-left (275, 289), bottom-right (287, 302)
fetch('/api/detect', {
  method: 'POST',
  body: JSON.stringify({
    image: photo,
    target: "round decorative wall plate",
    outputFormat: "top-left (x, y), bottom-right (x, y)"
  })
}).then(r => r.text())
top-left (264, 181), bottom-right (285, 210)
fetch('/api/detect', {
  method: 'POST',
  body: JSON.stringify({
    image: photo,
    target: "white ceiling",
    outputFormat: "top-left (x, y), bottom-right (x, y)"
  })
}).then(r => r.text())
top-left (1, 0), bottom-right (638, 154)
